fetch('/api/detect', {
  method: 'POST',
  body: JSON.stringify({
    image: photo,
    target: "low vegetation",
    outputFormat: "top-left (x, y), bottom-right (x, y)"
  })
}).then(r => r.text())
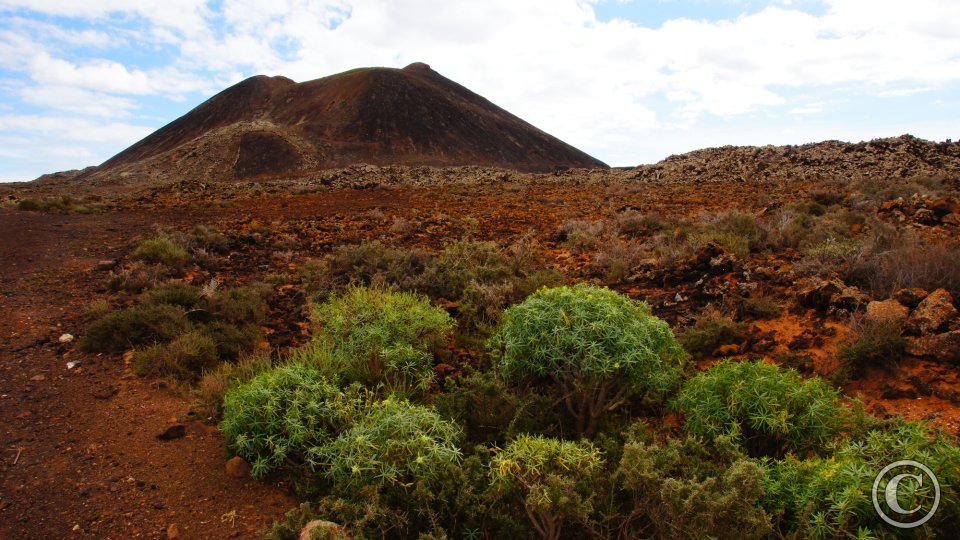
top-left (74, 189), bottom-right (960, 539)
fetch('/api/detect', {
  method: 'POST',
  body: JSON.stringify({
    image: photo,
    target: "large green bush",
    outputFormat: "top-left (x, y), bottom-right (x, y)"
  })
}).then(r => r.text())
top-left (313, 286), bottom-right (454, 393)
top-left (616, 432), bottom-right (772, 539)
top-left (490, 434), bottom-right (604, 540)
top-left (318, 398), bottom-right (462, 493)
top-left (220, 364), bottom-right (367, 478)
top-left (673, 360), bottom-right (843, 458)
top-left (763, 419), bottom-right (960, 538)
top-left (489, 283), bottom-right (686, 436)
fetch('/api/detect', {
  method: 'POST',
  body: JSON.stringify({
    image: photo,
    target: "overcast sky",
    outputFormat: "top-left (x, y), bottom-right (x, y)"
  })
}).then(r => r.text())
top-left (1, 0), bottom-right (958, 181)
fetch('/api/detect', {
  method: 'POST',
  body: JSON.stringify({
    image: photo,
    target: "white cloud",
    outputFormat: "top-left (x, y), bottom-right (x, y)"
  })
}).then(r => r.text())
top-left (2, 0), bottom-right (960, 179)
top-left (20, 85), bottom-right (139, 117)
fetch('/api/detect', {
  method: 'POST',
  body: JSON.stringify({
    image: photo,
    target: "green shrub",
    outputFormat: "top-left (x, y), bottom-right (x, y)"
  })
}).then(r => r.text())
top-left (140, 282), bottom-right (201, 308)
top-left (206, 285), bottom-right (267, 325)
top-left (202, 321), bottom-right (261, 361)
top-left (318, 398), bottom-right (462, 494)
top-left (489, 284), bottom-right (686, 437)
top-left (313, 286), bottom-right (455, 393)
top-left (677, 309), bottom-right (745, 358)
top-left (741, 295), bottom-right (783, 320)
top-left (490, 435), bottom-right (604, 540)
top-left (189, 225), bottom-right (231, 254)
top-left (428, 238), bottom-right (513, 299)
top-left (835, 316), bottom-right (906, 383)
top-left (79, 304), bottom-right (190, 353)
top-left (300, 241), bottom-right (434, 298)
top-left (692, 210), bottom-right (767, 259)
top-left (221, 364), bottom-right (367, 478)
top-left (673, 360), bottom-right (843, 458)
top-left (763, 419), bottom-right (960, 538)
top-left (616, 434), bottom-right (772, 539)
top-left (865, 241), bottom-right (960, 300)
top-left (193, 354), bottom-right (272, 420)
top-left (16, 195), bottom-right (94, 214)
top-left (558, 220), bottom-right (608, 251)
top-left (105, 261), bottom-right (172, 294)
top-left (433, 371), bottom-right (563, 444)
top-left (131, 237), bottom-right (189, 268)
top-left (132, 330), bottom-right (218, 379)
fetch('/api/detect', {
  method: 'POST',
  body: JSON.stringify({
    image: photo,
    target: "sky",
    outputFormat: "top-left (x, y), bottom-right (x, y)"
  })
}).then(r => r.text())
top-left (0, 0), bottom-right (958, 181)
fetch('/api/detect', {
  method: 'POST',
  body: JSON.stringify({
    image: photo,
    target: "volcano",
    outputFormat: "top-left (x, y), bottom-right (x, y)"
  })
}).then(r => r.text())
top-left (86, 62), bottom-right (607, 184)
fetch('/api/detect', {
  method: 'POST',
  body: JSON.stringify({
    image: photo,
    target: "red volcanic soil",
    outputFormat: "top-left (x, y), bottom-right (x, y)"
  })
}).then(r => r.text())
top-left (3, 137), bottom-right (960, 538)
top-left (81, 63), bottom-right (607, 187)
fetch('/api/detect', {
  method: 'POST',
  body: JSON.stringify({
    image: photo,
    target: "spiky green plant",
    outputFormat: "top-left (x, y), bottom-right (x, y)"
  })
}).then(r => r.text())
top-left (316, 398), bottom-right (462, 493)
top-left (490, 434), bottom-right (604, 540)
top-left (312, 285), bottom-right (454, 394)
top-left (616, 433), bottom-right (772, 539)
top-left (763, 419), bottom-right (960, 538)
top-left (220, 364), bottom-right (368, 478)
top-left (489, 283), bottom-right (686, 437)
top-left (672, 360), bottom-right (843, 458)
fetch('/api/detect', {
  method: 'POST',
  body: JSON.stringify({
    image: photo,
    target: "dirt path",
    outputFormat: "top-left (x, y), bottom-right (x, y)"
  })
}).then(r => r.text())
top-left (0, 209), bottom-right (295, 539)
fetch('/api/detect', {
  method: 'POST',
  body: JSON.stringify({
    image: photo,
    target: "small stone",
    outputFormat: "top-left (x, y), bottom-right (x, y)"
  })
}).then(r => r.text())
top-left (156, 424), bottom-right (186, 441)
top-left (907, 288), bottom-right (958, 335)
top-left (893, 288), bottom-right (929, 308)
top-left (865, 299), bottom-right (910, 325)
top-left (166, 523), bottom-right (180, 540)
top-left (795, 277), bottom-right (844, 309)
top-left (58, 333), bottom-right (74, 344)
top-left (833, 286), bottom-right (870, 311)
top-left (299, 520), bottom-right (346, 540)
top-left (906, 331), bottom-right (960, 363)
top-left (30, 374), bottom-right (46, 382)
top-left (913, 208), bottom-right (938, 225)
top-left (66, 361), bottom-right (80, 370)
top-left (153, 502), bottom-right (166, 510)
top-left (226, 456), bottom-right (251, 478)
top-left (95, 260), bottom-right (117, 271)
top-left (714, 343), bottom-right (741, 356)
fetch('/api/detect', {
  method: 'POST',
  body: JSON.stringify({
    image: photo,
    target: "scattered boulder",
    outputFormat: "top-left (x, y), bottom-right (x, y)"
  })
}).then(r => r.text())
top-left (156, 424), bottom-right (186, 441)
top-left (833, 286), bottom-right (870, 311)
top-left (906, 288), bottom-right (958, 335)
top-left (796, 277), bottom-right (844, 309)
top-left (865, 299), bottom-right (910, 326)
top-left (95, 259), bottom-right (117, 271)
top-left (166, 523), bottom-right (180, 540)
top-left (893, 288), bottom-right (929, 308)
top-left (226, 456), bottom-right (251, 478)
top-left (299, 520), bottom-right (348, 540)
top-left (58, 333), bottom-right (74, 344)
top-left (913, 208), bottom-right (938, 225)
top-left (906, 330), bottom-right (960, 363)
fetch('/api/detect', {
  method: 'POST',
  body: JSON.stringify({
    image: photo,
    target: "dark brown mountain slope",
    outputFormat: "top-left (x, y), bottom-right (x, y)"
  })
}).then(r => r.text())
top-left (84, 63), bottom-right (606, 185)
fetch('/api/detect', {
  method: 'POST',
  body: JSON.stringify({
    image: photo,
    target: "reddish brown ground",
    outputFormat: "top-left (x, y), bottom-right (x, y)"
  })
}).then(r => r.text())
top-left (2, 178), bottom-right (958, 538)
